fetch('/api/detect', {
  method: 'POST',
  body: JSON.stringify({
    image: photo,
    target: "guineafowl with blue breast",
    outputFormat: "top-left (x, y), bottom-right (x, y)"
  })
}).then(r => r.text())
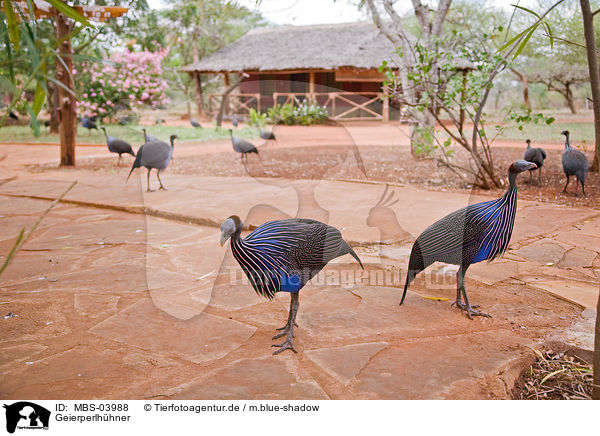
top-left (81, 116), bottom-right (97, 133)
top-left (220, 216), bottom-right (363, 354)
top-left (561, 130), bottom-right (589, 196)
top-left (127, 134), bottom-right (177, 191)
top-left (523, 139), bottom-right (546, 184)
top-left (401, 159), bottom-right (537, 319)
top-left (101, 127), bottom-right (135, 166)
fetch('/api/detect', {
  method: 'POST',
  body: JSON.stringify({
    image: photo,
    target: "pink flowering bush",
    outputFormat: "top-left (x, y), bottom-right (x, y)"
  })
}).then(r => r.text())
top-left (75, 48), bottom-right (169, 120)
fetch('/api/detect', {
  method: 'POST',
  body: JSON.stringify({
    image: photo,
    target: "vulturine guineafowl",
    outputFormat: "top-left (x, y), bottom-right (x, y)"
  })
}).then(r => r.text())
top-left (229, 129), bottom-right (259, 160)
top-left (101, 127), bottom-right (135, 166)
top-left (523, 139), bottom-right (546, 184)
top-left (220, 216), bottom-right (363, 354)
top-left (260, 127), bottom-right (277, 145)
top-left (190, 118), bottom-right (202, 128)
top-left (401, 160), bottom-right (537, 319)
top-left (127, 134), bottom-right (177, 191)
top-left (561, 130), bottom-right (589, 196)
top-left (81, 116), bottom-right (97, 133)
top-left (142, 128), bottom-right (158, 144)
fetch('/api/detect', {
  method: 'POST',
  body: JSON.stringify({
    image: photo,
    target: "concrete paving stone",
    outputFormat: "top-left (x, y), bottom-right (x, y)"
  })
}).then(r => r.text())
top-left (74, 294), bottom-right (120, 319)
top-left (0, 343), bottom-right (47, 367)
top-left (553, 229), bottom-right (600, 253)
top-left (557, 246), bottom-right (598, 269)
top-left (546, 308), bottom-right (596, 361)
top-left (171, 356), bottom-right (329, 400)
top-left (511, 238), bottom-right (570, 265)
top-left (90, 299), bottom-right (257, 364)
top-left (1, 298), bottom-right (71, 343)
top-left (0, 347), bottom-right (137, 399)
top-left (305, 342), bottom-right (388, 385)
top-left (350, 330), bottom-right (533, 399)
top-left (577, 216), bottom-right (600, 238)
top-left (468, 258), bottom-right (540, 286)
top-left (528, 279), bottom-right (599, 309)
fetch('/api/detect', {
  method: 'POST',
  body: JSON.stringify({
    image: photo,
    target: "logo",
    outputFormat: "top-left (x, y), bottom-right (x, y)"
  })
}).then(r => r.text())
top-left (3, 402), bottom-right (50, 434)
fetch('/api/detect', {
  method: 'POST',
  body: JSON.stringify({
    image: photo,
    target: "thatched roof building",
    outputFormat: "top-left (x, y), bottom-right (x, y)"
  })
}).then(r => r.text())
top-left (184, 22), bottom-right (404, 121)
top-left (181, 22), bottom-right (400, 73)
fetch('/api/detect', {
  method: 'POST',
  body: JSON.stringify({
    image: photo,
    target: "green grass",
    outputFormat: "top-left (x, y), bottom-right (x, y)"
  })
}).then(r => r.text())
top-left (0, 124), bottom-right (258, 145)
top-left (493, 121), bottom-right (595, 144)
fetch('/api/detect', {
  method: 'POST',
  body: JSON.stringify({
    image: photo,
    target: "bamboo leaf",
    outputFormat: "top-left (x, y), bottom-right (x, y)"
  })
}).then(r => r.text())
top-left (4, 0), bottom-right (20, 51)
top-left (44, 0), bottom-right (94, 29)
top-left (513, 23), bottom-right (539, 59)
top-left (496, 25), bottom-right (534, 53)
top-left (32, 81), bottom-right (45, 115)
top-left (511, 4), bottom-right (541, 19)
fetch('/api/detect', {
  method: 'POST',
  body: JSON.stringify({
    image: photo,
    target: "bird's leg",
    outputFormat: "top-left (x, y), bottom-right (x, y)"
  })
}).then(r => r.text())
top-left (528, 171), bottom-right (532, 184)
top-left (538, 167), bottom-right (542, 185)
top-left (117, 154), bottom-right (121, 167)
top-left (157, 171), bottom-right (167, 191)
top-left (562, 175), bottom-right (570, 193)
top-left (272, 292), bottom-right (299, 355)
top-left (460, 286), bottom-right (491, 319)
top-left (146, 169), bottom-right (154, 192)
top-left (273, 294), bottom-right (299, 339)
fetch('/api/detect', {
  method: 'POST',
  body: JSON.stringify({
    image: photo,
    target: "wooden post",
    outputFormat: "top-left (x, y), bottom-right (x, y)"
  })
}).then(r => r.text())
top-left (382, 86), bottom-right (389, 122)
top-left (308, 70), bottom-right (315, 101)
top-left (223, 73), bottom-right (230, 116)
top-left (56, 10), bottom-right (76, 166)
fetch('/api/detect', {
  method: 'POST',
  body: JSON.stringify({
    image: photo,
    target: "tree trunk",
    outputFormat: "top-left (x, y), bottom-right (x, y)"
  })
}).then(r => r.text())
top-left (47, 83), bottom-right (60, 134)
top-left (580, 0), bottom-right (600, 400)
top-left (56, 10), bottom-right (76, 166)
top-left (565, 82), bottom-right (577, 114)
top-left (193, 72), bottom-right (204, 117)
top-left (216, 74), bottom-right (245, 127)
top-left (510, 68), bottom-right (531, 110)
top-left (581, 0), bottom-right (600, 173)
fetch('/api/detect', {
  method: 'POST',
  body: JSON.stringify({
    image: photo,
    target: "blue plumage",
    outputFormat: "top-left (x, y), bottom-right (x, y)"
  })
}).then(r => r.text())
top-left (401, 160), bottom-right (536, 319)
top-left (220, 215), bottom-right (362, 354)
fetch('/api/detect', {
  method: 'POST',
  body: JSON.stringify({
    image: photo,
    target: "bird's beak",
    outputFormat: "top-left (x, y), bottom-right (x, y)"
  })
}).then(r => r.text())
top-left (220, 234), bottom-right (227, 247)
top-left (528, 163), bottom-right (538, 170)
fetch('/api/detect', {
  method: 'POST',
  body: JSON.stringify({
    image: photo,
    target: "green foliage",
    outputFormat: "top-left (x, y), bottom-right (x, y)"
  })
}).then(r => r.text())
top-left (261, 101), bottom-right (329, 126)
top-left (248, 108), bottom-right (267, 127)
top-left (507, 109), bottom-right (555, 131)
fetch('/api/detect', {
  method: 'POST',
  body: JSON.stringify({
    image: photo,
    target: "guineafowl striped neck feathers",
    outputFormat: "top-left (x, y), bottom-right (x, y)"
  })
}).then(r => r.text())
top-left (220, 215), bottom-right (242, 246)
top-left (170, 134), bottom-right (177, 147)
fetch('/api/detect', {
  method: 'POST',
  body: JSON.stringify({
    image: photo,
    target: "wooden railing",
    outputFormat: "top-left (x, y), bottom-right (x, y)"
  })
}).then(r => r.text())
top-left (206, 91), bottom-right (388, 121)
top-left (206, 93), bottom-right (261, 116)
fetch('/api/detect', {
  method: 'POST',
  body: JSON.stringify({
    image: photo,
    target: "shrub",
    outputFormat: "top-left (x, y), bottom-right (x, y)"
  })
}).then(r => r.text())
top-left (74, 48), bottom-right (169, 120)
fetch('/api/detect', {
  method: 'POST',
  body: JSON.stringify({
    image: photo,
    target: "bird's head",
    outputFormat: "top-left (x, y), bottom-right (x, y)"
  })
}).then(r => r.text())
top-left (510, 159), bottom-right (537, 173)
top-left (170, 134), bottom-right (178, 147)
top-left (526, 139), bottom-right (531, 147)
top-left (220, 215), bottom-right (242, 246)
top-left (561, 130), bottom-right (569, 137)
top-left (228, 129), bottom-right (233, 135)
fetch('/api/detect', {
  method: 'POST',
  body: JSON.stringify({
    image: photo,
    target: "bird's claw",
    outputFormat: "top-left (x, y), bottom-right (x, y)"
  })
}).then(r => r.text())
top-left (275, 321), bottom-right (298, 331)
top-left (271, 337), bottom-right (298, 355)
top-left (159, 186), bottom-right (167, 191)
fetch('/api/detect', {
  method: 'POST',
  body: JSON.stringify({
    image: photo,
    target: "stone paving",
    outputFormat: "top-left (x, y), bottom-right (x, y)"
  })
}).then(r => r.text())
top-left (0, 139), bottom-right (598, 400)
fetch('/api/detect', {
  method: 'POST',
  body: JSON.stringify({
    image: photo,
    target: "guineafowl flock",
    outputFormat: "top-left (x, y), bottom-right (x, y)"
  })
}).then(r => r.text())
top-left (73, 109), bottom-right (593, 356)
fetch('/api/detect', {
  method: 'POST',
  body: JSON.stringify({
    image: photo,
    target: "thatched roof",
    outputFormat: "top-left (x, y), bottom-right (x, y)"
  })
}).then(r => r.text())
top-left (181, 22), bottom-right (400, 73)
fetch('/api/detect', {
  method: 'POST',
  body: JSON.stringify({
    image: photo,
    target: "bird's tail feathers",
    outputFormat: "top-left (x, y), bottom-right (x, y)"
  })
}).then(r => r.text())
top-left (126, 150), bottom-right (143, 182)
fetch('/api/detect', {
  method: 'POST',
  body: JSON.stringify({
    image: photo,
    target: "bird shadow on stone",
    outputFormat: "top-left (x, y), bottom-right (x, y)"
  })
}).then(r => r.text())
top-left (239, 119), bottom-right (368, 225)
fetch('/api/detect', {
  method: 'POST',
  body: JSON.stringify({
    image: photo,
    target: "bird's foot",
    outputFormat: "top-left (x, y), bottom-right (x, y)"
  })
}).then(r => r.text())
top-left (451, 300), bottom-right (479, 310)
top-left (147, 188), bottom-right (155, 192)
top-left (271, 335), bottom-right (298, 355)
top-left (460, 305), bottom-right (491, 320)
top-left (272, 322), bottom-right (297, 340)
top-left (159, 186), bottom-right (167, 191)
